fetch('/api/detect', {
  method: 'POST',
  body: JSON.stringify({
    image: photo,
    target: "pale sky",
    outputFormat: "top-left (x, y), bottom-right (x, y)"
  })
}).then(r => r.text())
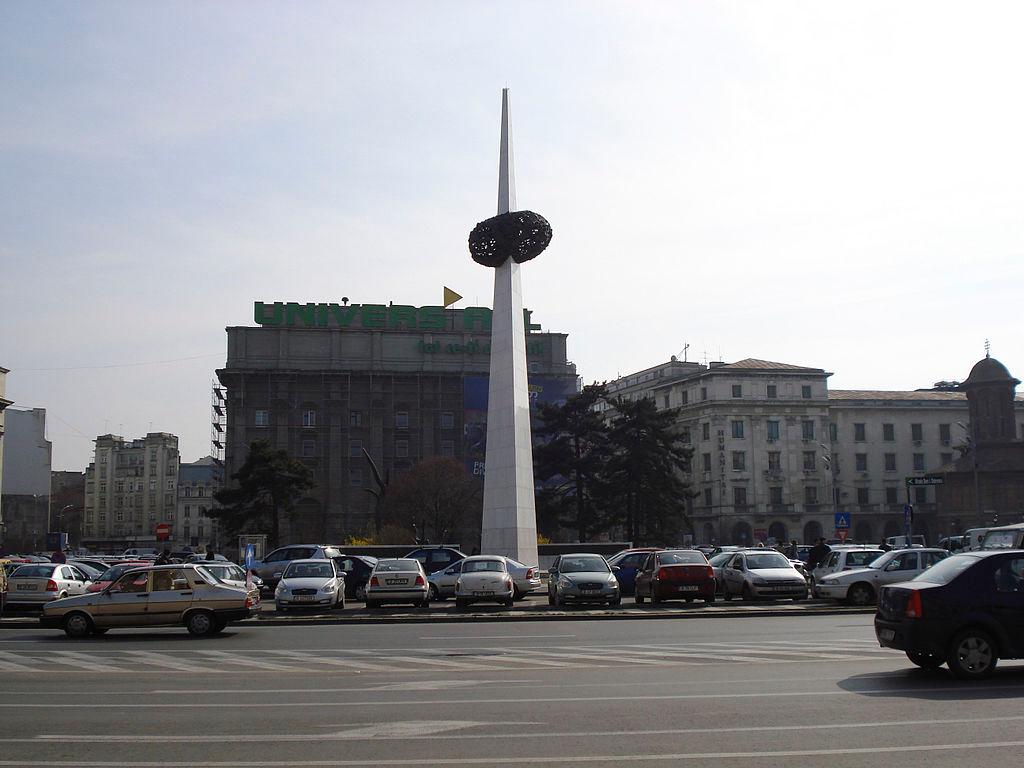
top-left (2, 1), bottom-right (1022, 471)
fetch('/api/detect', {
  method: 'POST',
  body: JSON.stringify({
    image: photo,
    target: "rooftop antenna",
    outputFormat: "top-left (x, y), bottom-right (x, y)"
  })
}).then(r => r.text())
top-left (985, 338), bottom-right (991, 358)
top-left (680, 343), bottom-right (690, 363)
top-left (702, 348), bottom-right (709, 366)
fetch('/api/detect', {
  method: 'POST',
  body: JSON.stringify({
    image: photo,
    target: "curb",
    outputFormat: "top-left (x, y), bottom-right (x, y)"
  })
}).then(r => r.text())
top-left (0, 605), bottom-right (874, 629)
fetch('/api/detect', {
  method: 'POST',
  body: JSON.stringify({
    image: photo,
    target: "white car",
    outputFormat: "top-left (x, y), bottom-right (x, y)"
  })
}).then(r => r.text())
top-left (428, 555), bottom-right (540, 601)
top-left (6, 563), bottom-right (93, 607)
top-left (455, 556), bottom-right (515, 608)
top-left (810, 547), bottom-right (884, 586)
top-left (814, 548), bottom-right (949, 605)
top-left (365, 558), bottom-right (429, 609)
top-left (721, 550), bottom-right (808, 601)
top-left (275, 559), bottom-right (345, 611)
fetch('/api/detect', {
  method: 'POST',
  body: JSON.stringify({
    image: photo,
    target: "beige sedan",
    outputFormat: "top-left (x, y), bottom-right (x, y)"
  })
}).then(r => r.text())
top-left (40, 563), bottom-right (257, 638)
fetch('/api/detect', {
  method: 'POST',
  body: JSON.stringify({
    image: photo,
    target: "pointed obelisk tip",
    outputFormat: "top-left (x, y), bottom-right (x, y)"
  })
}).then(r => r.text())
top-left (497, 88), bottom-right (515, 215)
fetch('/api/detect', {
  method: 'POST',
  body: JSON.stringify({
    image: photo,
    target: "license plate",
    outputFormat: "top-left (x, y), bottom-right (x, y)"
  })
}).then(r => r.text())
top-left (386, 579), bottom-right (407, 585)
top-left (473, 591), bottom-right (493, 596)
top-left (878, 629), bottom-right (895, 642)
top-left (17, 584), bottom-right (37, 591)
top-left (677, 585), bottom-right (699, 591)
top-left (580, 588), bottom-right (600, 594)
top-left (294, 595), bottom-right (315, 601)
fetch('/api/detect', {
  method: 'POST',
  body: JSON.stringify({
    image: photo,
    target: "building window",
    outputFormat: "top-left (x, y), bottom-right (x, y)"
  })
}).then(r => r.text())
top-left (802, 420), bottom-right (814, 440)
top-left (804, 486), bottom-right (819, 505)
top-left (395, 439), bottom-right (409, 458)
top-left (302, 410), bottom-right (316, 427)
top-left (803, 451), bottom-right (816, 470)
top-left (149, 450), bottom-right (156, 462)
top-left (680, 390), bottom-right (688, 405)
top-left (769, 486), bottom-right (783, 505)
top-left (733, 487), bottom-right (747, 507)
top-left (767, 384), bottom-right (777, 399)
top-left (700, 387), bottom-right (708, 401)
top-left (183, 524), bottom-right (190, 540)
top-left (702, 453), bottom-right (712, 472)
top-left (680, 427), bottom-right (691, 444)
top-left (441, 440), bottom-right (454, 457)
top-left (857, 487), bottom-right (869, 505)
top-left (166, 480), bottom-right (174, 491)
top-left (349, 469), bottom-right (363, 486)
top-left (731, 385), bottom-right (742, 398)
top-left (703, 488), bottom-right (713, 507)
top-left (116, 510), bottom-right (124, 522)
top-left (829, 423), bottom-right (838, 442)
top-left (884, 453), bottom-right (897, 472)
top-left (855, 453), bottom-right (868, 472)
top-left (164, 493), bottom-right (173, 506)
top-left (939, 423), bottom-right (951, 444)
top-left (801, 385), bottom-right (812, 399)
top-left (184, 506), bottom-right (191, 518)
top-left (149, 480), bottom-right (156, 491)
top-left (184, 487), bottom-right (192, 498)
top-left (941, 452), bottom-right (953, 465)
top-left (913, 453), bottom-right (925, 471)
top-left (731, 420), bottom-right (744, 439)
top-left (767, 420), bottom-right (780, 441)
top-left (915, 487), bottom-right (928, 504)
top-left (854, 423), bottom-right (866, 442)
top-left (441, 412), bottom-right (454, 429)
top-left (302, 439), bottom-right (316, 457)
top-left (883, 423), bottom-right (895, 442)
top-left (768, 452), bottom-right (781, 471)
top-left (732, 451), bottom-right (746, 471)
top-left (114, 481), bottom-right (124, 492)
top-left (911, 423), bottom-right (923, 442)
top-left (350, 410), bottom-right (362, 427)
top-left (395, 411), bottom-right (409, 429)
top-left (255, 410), bottom-right (269, 427)
top-left (349, 440), bottom-right (362, 458)
top-left (886, 487), bottom-right (899, 505)
top-left (702, 422), bottom-right (710, 441)
top-left (662, 394), bottom-right (670, 409)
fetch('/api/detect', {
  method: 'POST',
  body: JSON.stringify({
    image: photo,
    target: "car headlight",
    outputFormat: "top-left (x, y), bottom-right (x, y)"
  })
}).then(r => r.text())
top-left (276, 585), bottom-right (288, 596)
top-left (559, 576), bottom-right (574, 587)
top-left (818, 577), bottom-right (837, 585)
top-left (606, 579), bottom-right (618, 589)
top-left (321, 583), bottom-right (337, 593)
top-left (751, 577), bottom-right (767, 585)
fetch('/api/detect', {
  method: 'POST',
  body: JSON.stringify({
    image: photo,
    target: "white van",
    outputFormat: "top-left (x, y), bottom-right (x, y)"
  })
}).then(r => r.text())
top-left (981, 523), bottom-right (1024, 550)
top-left (962, 528), bottom-right (991, 551)
top-left (122, 547), bottom-right (158, 558)
top-left (884, 535), bottom-right (926, 549)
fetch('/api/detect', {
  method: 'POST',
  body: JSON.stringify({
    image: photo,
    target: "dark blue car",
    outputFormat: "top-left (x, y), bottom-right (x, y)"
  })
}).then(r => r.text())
top-left (607, 548), bottom-right (662, 596)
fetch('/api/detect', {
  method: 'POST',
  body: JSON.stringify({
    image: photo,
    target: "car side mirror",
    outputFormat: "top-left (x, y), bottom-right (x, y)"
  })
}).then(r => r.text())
top-left (611, 566), bottom-right (621, 573)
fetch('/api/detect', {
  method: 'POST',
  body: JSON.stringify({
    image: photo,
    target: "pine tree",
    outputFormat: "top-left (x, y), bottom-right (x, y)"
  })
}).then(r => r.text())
top-left (211, 439), bottom-right (315, 548)
top-left (533, 384), bottom-right (614, 542)
top-left (605, 396), bottom-right (695, 544)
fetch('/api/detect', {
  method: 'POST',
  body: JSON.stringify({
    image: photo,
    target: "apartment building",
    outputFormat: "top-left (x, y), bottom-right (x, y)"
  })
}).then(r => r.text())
top-left (175, 457), bottom-right (221, 551)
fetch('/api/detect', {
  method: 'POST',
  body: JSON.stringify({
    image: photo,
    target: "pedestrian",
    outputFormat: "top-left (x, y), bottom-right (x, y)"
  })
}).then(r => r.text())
top-left (205, 549), bottom-right (215, 561)
top-left (51, 548), bottom-right (67, 564)
top-left (155, 548), bottom-right (171, 565)
top-left (786, 539), bottom-right (799, 559)
top-left (806, 537), bottom-right (831, 571)
top-left (878, 538), bottom-right (892, 552)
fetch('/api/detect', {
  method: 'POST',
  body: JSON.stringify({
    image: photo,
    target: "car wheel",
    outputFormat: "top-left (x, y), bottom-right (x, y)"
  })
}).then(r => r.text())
top-left (634, 589), bottom-right (645, 604)
top-left (742, 584), bottom-right (754, 602)
top-left (92, 627), bottom-right (110, 635)
top-left (847, 583), bottom-right (875, 606)
top-left (513, 587), bottom-right (523, 601)
top-left (722, 582), bottom-right (732, 601)
top-left (704, 595), bottom-right (715, 604)
top-left (503, 596), bottom-right (515, 608)
top-left (364, 600), bottom-right (378, 610)
top-left (336, 595), bottom-right (346, 610)
top-left (355, 584), bottom-right (367, 601)
top-left (650, 585), bottom-right (662, 605)
top-left (906, 651), bottom-right (944, 670)
top-left (547, 590), bottom-right (555, 606)
top-left (948, 629), bottom-right (998, 680)
top-left (455, 598), bottom-right (468, 609)
top-left (185, 611), bottom-right (216, 637)
top-left (608, 597), bottom-right (621, 606)
top-left (211, 618), bottom-right (228, 634)
top-left (62, 612), bottom-right (92, 639)
top-left (554, 591), bottom-right (564, 608)
top-left (428, 585), bottom-right (440, 601)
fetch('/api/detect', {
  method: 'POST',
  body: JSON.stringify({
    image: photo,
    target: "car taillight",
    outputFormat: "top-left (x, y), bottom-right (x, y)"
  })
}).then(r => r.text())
top-left (370, 575), bottom-right (380, 587)
top-left (906, 591), bottom-right (923, 619)
top-left (657, 568), bottom-right (670, 580)
top-left (46, 579), bottom-right (58, 592)
top-left (705, 566), bottom-right (715, 580)
top-left (415, 574), bottom-right (425, 586)
top-left (505, 577), bottom-right (513, 588)
top-left (526, 568), bottom-right (535, 579)
top-left (245, 596), bottom-right (254, 608)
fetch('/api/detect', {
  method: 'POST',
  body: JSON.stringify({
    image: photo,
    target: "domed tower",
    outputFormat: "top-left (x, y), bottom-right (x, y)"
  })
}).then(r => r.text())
top-left (959, 354), bottom-right (1020, 445)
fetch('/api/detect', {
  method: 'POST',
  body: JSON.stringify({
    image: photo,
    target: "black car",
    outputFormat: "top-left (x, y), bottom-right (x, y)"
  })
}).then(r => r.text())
top-left (875, 550), bottom-right (1024, 679)
top-left (404, 547), bottom-right (466, 575)
top-left (331, 554), bottom-right (378, 601)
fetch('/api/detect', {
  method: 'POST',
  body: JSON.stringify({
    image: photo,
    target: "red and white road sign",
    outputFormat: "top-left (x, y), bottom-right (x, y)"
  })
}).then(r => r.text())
top-left (155, 523), bottom-right (172, 540)
top-left (835, 529), bottom-right (849, 543)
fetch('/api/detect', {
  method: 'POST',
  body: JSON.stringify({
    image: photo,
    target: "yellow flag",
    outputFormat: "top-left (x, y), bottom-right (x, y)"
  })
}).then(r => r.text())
top-left (443, 286), bottom-right (463, 308)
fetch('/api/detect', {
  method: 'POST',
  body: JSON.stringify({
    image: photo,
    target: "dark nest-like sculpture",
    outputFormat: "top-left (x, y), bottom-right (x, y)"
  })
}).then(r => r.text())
top-left (468, 210), bottom-right (553, 267)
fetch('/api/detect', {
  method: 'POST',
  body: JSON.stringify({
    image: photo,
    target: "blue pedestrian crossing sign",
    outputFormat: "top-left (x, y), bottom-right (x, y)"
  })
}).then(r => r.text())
top-left (244, 543), bottom-right (256, 569)
top-left (834, 512), bottom-right (851, 530)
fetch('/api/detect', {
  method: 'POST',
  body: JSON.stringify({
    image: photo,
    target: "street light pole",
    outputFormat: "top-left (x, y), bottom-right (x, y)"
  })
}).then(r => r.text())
top-left (956, 422), bottom-right (981, 526)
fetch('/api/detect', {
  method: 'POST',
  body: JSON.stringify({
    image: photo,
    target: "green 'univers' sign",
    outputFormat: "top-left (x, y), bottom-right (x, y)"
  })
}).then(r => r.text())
top-left (253, 302), bottom-right (541, 332)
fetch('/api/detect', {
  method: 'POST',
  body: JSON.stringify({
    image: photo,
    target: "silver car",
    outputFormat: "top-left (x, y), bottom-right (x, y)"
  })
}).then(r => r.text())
top-left (275, 559), bottom-right (345, 611)
top-left (547, 553), bottom-right (621, 606)
top-left (428, 556), bottom-right (540, 601)
top-left (721, 550), bottom-right (808, 601)
top-left (6, 563), bottom-right (92, 607)
top-left (365, 558), bottom-right (429, 608)
top-left (454, 556), bottom-right (515, 608)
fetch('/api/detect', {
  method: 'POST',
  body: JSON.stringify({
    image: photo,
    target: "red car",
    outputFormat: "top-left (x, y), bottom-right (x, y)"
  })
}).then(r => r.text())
top-left (86, 561), bottom-right (151, 593)
top-left (634, 550), bottom-right (716, 604)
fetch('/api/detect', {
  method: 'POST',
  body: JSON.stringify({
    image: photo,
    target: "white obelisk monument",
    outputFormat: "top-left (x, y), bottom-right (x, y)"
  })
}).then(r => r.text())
top-left (478, 89), bottom-right (540, 567)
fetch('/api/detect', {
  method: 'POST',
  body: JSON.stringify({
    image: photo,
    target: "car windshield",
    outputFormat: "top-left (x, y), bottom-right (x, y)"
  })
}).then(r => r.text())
top-left (868, 552), bottom-right (899, 569)
top-left (203, 564), bottom-right (245, 580)
top-left (284, 563), bottom-right (335, 579)
top-left (911, 554), bottom-right (982, 585)
top-left (376, 560), bottom-right (420, 573)
top-left (11, 565), bottom-right (56, 578)
top-left (560, 557), bottom-right (609, 573)
top-left (658, 551), bottom-right (706, 565)
top-left (745, 553), bottom-right (791, 570)
top-left (708, 552), bottom-right (733, 566)
top-left (463, 559), bottom-right (505, 573)
top-left (847, 550), bottom-right (884, 568)
top-left (982, 530), bottom-right (1020, 549)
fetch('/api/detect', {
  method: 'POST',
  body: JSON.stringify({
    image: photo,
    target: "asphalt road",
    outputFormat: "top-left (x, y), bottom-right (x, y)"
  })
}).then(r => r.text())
top-left (1, 615), bottom-right (1023, 767)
